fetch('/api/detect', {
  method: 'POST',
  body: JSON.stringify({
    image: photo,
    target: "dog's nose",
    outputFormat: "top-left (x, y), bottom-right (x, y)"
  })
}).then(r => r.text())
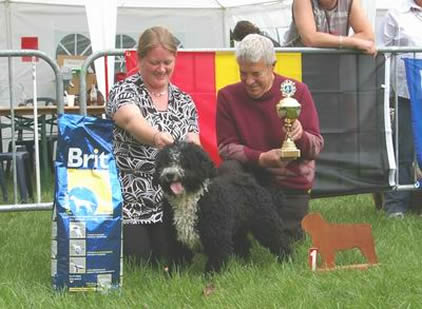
top-left (163, 173), bottom-right (175, 183)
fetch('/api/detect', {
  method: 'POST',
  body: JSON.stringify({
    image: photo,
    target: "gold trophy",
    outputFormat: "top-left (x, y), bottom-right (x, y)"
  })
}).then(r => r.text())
top-left (276, 80), bottom-right (302, 160)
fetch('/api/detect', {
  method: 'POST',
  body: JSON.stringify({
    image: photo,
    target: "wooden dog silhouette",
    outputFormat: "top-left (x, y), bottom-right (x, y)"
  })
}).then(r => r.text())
top-left (301, 213), bottom-right (378, 269)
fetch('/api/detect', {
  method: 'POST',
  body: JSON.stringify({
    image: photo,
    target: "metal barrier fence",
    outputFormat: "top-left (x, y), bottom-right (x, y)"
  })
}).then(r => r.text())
top-left (383, 47), bottom-right (422, 192)
top-left (79, 47), bottom-right (421, 191)
top-left (0, 50), bottom-right (63, 212)
top-left (1, 46), bottom-right (421, 212)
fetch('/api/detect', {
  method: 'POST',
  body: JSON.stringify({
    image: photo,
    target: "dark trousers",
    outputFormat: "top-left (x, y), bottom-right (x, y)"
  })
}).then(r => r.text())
top-left (268, 187), bottom-right (310, 241)
top-left (384, 97), bottom-right (415, 214)
top-left (123, 222), bottom-right (171, 265)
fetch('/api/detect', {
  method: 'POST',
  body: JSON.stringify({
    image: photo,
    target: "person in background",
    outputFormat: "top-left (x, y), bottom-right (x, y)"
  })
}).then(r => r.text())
top-left (216, 34), bottom-right (324, 240)
top-left (232, 20), bottom-right (281, 47)
top-left (382, 0), bottom-right (422, 218)
top-left (283, 0), bottom-right (376, 56)
top-left (106, 26), bottom-right (200, 263)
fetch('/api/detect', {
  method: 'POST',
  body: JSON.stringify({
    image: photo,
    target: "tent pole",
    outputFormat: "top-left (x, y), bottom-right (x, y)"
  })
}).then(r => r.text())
top-left (104, 55), bottom-right (109, 100)
top-left (213, 0), bottom-right (230, 47)
top-left (5, 0), bottom-right (12, 49)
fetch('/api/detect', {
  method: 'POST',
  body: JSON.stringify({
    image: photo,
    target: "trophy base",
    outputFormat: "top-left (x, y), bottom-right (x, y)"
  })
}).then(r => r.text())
top-left (280, 149), bottom-right (301, 160)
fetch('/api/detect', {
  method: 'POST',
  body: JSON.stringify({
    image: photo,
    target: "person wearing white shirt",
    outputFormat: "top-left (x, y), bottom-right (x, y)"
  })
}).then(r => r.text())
top-left (382, 0), bottom-right (422, 218)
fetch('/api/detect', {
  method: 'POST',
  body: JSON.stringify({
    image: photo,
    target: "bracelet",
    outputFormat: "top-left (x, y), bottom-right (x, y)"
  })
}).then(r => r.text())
top-left (339, 35), bottom-right (344, 49)
top-left (152, 131), bottom-right (161, 146)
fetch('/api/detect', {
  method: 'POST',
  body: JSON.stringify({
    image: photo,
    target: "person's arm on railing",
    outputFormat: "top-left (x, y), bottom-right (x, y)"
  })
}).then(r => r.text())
top-left (293, 0), bottom-right (376, 55)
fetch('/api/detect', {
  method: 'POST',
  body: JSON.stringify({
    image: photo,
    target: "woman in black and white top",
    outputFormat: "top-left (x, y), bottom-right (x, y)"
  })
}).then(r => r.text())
top-left (106, 26), bottom-right (200, 264)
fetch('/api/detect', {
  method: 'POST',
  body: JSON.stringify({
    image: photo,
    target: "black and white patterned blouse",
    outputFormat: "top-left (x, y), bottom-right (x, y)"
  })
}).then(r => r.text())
top-left (106, 73), bottom-right (199, 224)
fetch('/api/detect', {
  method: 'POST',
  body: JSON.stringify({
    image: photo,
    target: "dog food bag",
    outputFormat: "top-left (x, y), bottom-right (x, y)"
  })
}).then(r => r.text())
top-left (52, 113), bottom-right (123, 292)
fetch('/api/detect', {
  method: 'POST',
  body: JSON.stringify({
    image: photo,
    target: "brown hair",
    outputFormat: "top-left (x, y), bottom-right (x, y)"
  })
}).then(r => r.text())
top-left (136, 26), bottom-right (178, 58)
top-left (232, 20), bottom-right (261, 42)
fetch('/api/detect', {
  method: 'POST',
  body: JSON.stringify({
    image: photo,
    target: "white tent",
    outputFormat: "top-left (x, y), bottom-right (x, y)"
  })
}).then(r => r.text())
top-left (0, 0), bottom-right (394, 106)
top-left (0, 0), bottom-right (296, 105)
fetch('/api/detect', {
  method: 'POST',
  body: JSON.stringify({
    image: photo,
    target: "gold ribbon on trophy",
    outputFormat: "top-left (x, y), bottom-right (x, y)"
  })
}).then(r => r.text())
top-left (276, 80), bottom-right (302, 160)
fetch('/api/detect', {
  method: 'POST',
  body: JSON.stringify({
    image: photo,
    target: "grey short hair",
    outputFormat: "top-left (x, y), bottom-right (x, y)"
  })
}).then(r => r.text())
top-left (235, 34), bottom-right (276, 65)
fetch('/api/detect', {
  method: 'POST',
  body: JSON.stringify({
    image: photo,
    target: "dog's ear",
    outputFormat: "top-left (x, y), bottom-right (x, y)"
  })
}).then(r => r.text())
top-left (195, 145), bottom-right (216, 179)
top-left (183, 142), bottom-right (216, 179)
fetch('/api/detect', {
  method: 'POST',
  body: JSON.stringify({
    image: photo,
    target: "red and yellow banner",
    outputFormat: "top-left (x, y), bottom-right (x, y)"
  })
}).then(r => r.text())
top-left (125, 50), bottom-right (302, 164)
top-left (124, 51), bottom-right (390, 197)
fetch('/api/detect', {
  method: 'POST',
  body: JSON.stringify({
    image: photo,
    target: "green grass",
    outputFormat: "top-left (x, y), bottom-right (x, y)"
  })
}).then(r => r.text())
top-left (0, 171), bottom-right (54, 204)
top-left (1, 194), bottom-right (422, 308)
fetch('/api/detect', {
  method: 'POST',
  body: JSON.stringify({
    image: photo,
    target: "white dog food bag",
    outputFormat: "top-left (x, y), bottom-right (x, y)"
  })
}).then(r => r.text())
top-left (52, 113), bottom-right (123, 292)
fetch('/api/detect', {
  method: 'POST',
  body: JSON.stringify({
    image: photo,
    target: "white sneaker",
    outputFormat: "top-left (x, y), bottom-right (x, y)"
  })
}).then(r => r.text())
top-left (388, 212), bottom-right (404, 219)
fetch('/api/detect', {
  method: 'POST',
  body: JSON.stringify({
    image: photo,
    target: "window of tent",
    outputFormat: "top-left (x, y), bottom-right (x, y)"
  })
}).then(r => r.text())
top-left (114, 34), bottom-right (136, 73)
top-left (56, 33), bottom-right (92, 57)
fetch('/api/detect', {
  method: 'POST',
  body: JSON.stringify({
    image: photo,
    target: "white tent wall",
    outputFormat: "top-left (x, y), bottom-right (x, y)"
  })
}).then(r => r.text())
top-left (116, 7), bottom-right (225, 48)
top-left (86, 0), bottom-right (117, 101)
top-left (0, 0), bottom-right (396, 108)
top-left (0, 2), bottom-right (9, 106)
top-left (361, 0), bottom-right (376, 29)
top-left (0, 2), bottom-right (228, 107)
top-left (0, 2), bottom-right (91, 106)
top-left (0, 1), bottom-right (8, 48)
top-left (375, 0), bottom-right (398, 46)
top-left (227, 1), bottom-right (293, 44)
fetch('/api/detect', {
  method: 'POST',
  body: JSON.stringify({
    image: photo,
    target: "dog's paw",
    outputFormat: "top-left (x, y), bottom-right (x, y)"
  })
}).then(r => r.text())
top-left (205, 258), bottom-right (226, 274)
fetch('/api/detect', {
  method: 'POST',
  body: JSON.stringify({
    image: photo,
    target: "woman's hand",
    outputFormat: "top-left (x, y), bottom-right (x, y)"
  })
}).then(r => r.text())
top-left (153, 131), bottom-right (174, 149)
top-left (185, 132), bottom-right (201, 145)
top-left (353, 38), bottom-right (377, 56)
top-left (114, 104), bottom-right (175, 148)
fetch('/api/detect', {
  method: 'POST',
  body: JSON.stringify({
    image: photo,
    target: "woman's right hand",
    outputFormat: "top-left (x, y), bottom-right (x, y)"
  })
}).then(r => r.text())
top-left (113, 104), bottom-right (175, 148)
top-left (354, 38), bottom-right (377, 56)
top-left (153, 131), bottom-right (174, 149)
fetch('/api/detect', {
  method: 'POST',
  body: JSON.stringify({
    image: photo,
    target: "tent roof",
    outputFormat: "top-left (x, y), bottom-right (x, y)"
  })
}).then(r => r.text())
top-left (2, 0), bottom-right (286, 8)
top-left (1, 0), bottom-right (398, 10)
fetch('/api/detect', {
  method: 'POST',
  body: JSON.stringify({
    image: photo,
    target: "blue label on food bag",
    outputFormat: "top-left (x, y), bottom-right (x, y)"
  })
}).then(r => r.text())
top-left (52, 113), bottom-right (123, 292)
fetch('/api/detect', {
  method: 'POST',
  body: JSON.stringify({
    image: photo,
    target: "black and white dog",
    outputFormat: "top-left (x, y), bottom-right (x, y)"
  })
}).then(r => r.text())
top-left (153, 141), bottom-right (291, 273)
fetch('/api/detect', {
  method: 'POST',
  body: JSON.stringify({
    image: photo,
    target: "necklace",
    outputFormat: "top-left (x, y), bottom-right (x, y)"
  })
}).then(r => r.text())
top-left (150, 90), bottom-right (167, 97)
top-left (142, 77), bottom-right (168, 98)
top-left (146, 87), bottom-right (168, 98)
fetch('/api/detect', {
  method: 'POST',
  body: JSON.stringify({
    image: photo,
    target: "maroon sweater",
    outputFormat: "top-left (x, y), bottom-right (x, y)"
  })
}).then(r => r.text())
top-left (216, 74), bottom-right (324, 190)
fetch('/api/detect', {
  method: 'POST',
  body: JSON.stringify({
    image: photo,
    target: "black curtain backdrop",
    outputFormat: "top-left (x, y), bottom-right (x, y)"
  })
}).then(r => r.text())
top-left (303, 54), bottom-right (390, 198)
